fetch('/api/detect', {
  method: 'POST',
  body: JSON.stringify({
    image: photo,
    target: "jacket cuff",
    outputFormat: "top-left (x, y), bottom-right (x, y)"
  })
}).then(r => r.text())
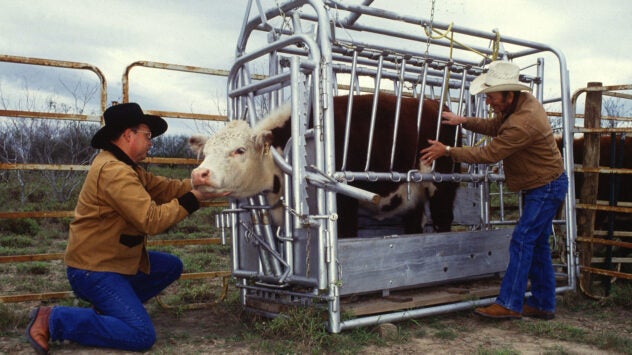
top-left (178, 192), bottom-right (200, 214)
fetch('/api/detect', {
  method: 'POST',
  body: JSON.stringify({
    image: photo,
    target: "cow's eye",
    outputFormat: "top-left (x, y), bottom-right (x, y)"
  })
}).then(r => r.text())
top-left (234, 147), bottom-right (246, 155)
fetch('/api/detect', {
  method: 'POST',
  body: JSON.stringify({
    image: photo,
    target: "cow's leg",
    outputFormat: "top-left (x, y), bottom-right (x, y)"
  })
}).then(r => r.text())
top-left (429, 182), bottom-right (458, 232)
top-left (403, 203), bottom-right (424, 234)
top-left (336, 195), bottom-right (359, 238)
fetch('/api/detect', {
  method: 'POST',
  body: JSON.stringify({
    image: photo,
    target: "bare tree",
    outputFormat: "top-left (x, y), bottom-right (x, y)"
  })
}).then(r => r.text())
top-left (0, 79), bottom-right (100, 204)
top-left (603, 97), bottom-right (631, 129)
top-left (150, 134), bottom-right (196, 159)
top-left (0, 118), bottom-right (38, 204)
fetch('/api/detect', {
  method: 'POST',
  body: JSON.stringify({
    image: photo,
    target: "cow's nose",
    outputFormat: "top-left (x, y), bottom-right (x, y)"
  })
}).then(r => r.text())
top-left (192, 167), bottom-right (211, 186)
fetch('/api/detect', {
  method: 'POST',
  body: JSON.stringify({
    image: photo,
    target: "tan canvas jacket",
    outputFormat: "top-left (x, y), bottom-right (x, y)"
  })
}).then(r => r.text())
top-left (448, 92), bottom-right (564, 192)
top-left (65, 148), bottom-right (197, 274)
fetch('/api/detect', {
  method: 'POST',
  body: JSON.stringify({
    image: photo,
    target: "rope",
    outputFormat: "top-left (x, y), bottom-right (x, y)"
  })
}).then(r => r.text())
top-left (420, 2), bottom-right (502, 107)
top-left (423, 25), bottom-right (503, 62)
top-left (423, 22), bottom-right (454, 41)
top-left (491, 30), bottom-right (501, 61)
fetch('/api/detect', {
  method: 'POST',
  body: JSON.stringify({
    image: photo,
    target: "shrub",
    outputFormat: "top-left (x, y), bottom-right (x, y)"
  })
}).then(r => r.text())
top-left (0, 219), bottom-right (40, 235)
top-left (606, 281), bottom-right (632, 308)
top-left (0, 303), bottom-right (24, 335)
top-left (0, 235), bottom-right (34, 249)
top-left (17, 262), bottom-right (50, 275)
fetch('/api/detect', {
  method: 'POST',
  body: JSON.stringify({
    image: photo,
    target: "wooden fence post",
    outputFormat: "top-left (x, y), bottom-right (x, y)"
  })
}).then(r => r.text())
top-left (577, 82), bottom-right (601, 294)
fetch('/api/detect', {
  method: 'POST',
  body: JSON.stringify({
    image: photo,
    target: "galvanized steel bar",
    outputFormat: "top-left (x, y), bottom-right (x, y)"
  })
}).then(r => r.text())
top-left (246, 197), bottom-right (275, 277)
top-left (534, 58), bottom-right (544, 101)
top-left (329, 61), bottom-right (457, 90)
top-left (232, 0), bottom-right (582, 333)
top-left (269, 136), bottom-right (379, 205)
top-left (339, 286), bottom-right (574, 331)
top-left (257, 195), bottom-right (283, 277)
top-left (388, 57), bottom-right (406, 171)
top-left (290, 57), bottom-right (306, 224)
top-left (333, 171), bottom-right (497, 184)
top-left (430, 63), bottom-right (451, 172)
top-left (363, 55), bottom-right (383, 172)
top-left (340, 50), bottom-right (358, 171)
top-left (415, 62), bottom-right (429, 135)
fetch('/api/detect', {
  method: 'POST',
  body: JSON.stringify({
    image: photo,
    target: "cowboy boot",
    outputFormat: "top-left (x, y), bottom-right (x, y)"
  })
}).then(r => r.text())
top-left (25, 306), bottom-right (51, 355)
top-left (522, 304), bottom-right (555, 320)
top-left (474, 303), bottom-right (521, 319)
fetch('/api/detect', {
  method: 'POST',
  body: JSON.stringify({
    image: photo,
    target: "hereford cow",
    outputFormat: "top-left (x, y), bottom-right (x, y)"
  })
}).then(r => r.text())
top-left (558, 134), bottom-right (632, 230)
top-left (190, 93), bottom-right (459, 237)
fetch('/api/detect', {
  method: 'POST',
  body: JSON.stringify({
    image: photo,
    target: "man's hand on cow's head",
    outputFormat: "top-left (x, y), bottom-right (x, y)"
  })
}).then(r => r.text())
top-left (419, 139), bottom-right (447, 164)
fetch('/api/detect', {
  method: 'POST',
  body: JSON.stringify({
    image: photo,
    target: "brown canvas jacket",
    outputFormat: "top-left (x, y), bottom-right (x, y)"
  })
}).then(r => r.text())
top-left (448, 92), bottom-right (564, 192)
top-left (65, 148), bottom-right (197, 274)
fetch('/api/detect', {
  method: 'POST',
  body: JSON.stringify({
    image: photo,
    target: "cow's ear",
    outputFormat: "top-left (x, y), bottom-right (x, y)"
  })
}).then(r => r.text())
top-left (189, 135), bottom-right (209, 156)
top-left (253, 130), bottom-right (273, 152)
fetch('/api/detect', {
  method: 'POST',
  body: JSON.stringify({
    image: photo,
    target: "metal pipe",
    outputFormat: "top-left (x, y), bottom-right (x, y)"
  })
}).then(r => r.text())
top-left (389, 57), bottom-right (406, 171)
top-left (271, 149), bottom-right (380, 204)
top-left (415, 62), bottom-right (429, 136)
top-left (363, 55), bottom-right (383, 171)
top-left (338, 285), bottom-right (574, 332)
top-left (340, 50), bottom-right (358, 171)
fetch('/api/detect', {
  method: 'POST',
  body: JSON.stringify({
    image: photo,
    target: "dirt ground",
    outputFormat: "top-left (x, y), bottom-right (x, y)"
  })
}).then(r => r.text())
top-left (2, 290), bottom-right (631, 355)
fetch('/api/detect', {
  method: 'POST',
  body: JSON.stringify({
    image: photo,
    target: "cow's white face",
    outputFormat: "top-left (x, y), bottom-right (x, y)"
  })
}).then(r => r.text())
top-left (189, 120), bottom-right (280, 198)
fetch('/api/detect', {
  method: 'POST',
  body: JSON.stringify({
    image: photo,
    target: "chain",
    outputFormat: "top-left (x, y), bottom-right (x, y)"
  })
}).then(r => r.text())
top-left (274, 0), bottom-right (292, 35)
top-left (424, 0), bottom-right (436, 57)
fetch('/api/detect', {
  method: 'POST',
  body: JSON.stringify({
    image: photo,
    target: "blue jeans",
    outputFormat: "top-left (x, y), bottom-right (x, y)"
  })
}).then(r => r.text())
top-left (49, 251), bottom-right (183, 351)
top-left (496, 172), bottom-right (568, 313)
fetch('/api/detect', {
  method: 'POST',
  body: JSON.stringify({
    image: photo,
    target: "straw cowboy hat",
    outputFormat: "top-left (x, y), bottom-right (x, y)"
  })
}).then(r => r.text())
top-left (91, 103), bottom-right (167, 149)
top-left (469, 61), bottom-right (532, 95)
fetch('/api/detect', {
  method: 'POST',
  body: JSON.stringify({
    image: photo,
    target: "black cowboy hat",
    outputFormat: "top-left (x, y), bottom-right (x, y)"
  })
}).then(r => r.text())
top-left (91, 103), bottom-right (168, 149)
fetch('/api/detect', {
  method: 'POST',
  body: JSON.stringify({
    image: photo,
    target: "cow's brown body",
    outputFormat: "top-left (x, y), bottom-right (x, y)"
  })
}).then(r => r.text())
top-left (263, 94), bottom-right (459, 236)
top-left (191, 93), bottom-right (459, 237)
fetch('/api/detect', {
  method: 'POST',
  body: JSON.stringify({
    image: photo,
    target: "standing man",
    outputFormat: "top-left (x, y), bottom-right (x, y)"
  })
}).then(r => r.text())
top-left (421, 61), bottom-right (568, 320)
top-left (26, 103), bottom-right (226, 354)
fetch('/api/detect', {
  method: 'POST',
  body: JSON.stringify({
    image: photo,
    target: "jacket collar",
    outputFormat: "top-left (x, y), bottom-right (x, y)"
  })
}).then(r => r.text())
top-left (501, 92), bottom-right (522, 121)
top-left (102, 142), bottom-right (138, 168)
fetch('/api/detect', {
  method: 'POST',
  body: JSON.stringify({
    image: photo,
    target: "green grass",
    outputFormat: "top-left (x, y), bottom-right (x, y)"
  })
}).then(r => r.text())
top-left (243, 305), bottom-right (393, 354)
top-left (518, 321), bottom-right (586, 341)
top-left (517, 319), bottom-right (632, 354)
top-left (476, 348), bottom-right (520, 355)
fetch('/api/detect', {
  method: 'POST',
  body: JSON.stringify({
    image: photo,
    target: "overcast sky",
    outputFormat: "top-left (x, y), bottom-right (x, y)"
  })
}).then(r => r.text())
top-left (1, 0), bottom-right (630, 134)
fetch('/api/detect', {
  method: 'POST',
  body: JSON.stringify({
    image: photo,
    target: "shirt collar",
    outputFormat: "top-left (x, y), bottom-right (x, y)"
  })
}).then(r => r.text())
top-left (102, 142), bottom-right (138, 168)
